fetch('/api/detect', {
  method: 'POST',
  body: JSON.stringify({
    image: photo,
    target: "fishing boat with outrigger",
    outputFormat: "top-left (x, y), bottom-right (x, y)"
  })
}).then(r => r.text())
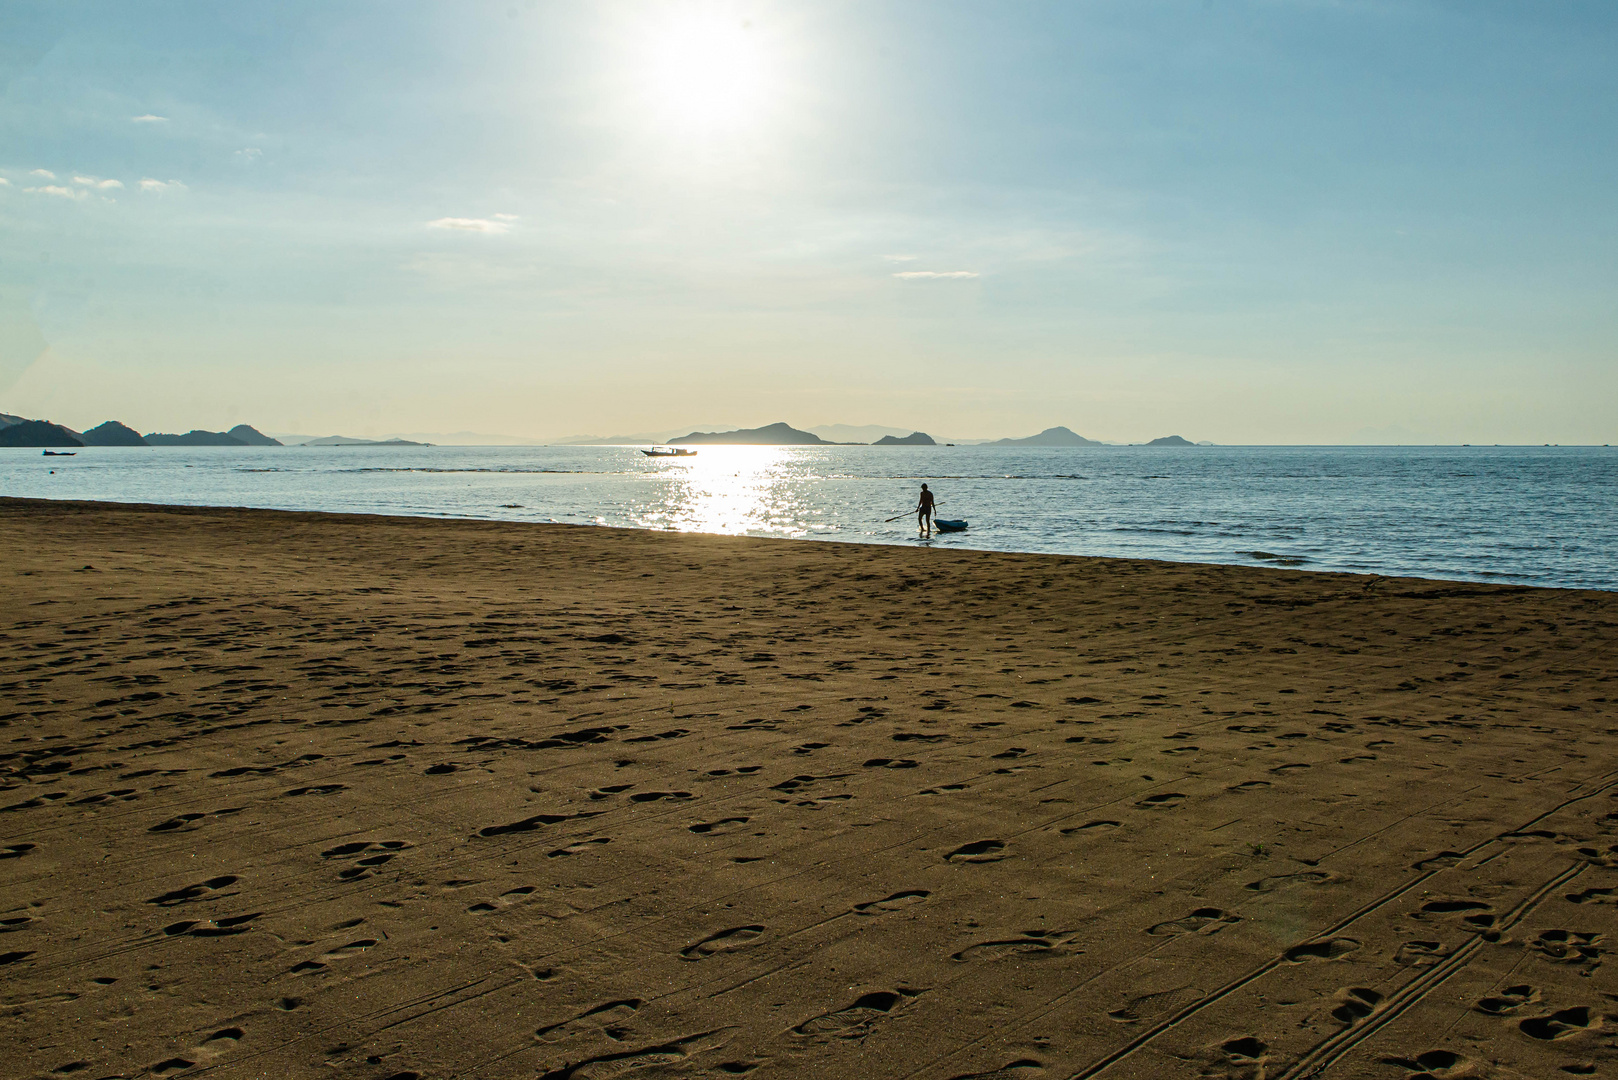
top-left (642, 447), bottom-right (697, 457)
top-left (934, 519), bottom-right (968, 532)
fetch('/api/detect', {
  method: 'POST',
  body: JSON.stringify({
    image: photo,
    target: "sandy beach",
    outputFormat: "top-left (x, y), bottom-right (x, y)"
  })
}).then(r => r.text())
top-left (3, 496), bottom-right (1616, 1080)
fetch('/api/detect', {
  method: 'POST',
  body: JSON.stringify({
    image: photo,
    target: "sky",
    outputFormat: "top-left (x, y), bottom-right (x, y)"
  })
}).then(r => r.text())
top-left (1, 1), bottom-right (1615, 444)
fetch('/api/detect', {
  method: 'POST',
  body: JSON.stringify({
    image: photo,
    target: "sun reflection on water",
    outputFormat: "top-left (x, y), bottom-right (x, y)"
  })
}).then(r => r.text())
top-left (633, 446), bottom-right (825, 537)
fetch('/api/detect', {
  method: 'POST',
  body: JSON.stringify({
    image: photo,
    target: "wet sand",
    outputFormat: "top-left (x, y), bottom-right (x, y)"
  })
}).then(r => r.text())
top-left (3, 497), bottom-right (1616, 1080)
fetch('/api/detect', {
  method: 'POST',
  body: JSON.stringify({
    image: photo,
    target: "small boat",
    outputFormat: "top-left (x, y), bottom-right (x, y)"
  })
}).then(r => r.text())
top-left (42, 450), bottom-right (76, 457)
top-left (934, 519), bottom-right (968, 532)
top-left (642, 447), bottom-right (697, 457)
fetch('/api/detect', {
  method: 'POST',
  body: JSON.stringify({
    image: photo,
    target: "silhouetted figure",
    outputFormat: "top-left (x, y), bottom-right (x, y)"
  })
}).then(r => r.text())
top-left (916, 483), bottom-right (935, 536)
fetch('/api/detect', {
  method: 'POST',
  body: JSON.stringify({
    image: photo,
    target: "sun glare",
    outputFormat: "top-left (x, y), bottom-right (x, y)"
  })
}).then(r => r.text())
top-left (631, 9), bottom-right (775, 137)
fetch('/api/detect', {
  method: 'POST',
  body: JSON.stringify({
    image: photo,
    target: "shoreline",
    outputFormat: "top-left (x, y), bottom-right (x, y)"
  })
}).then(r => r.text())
top-left (3, 497), bottom-right (1616, 1078)
top-left (3, 493), bottom-right (1605, 596)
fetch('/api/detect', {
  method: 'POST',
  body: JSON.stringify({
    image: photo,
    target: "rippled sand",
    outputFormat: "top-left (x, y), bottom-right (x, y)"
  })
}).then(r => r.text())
top-left (3, 497), bottom-right (1616, 1079)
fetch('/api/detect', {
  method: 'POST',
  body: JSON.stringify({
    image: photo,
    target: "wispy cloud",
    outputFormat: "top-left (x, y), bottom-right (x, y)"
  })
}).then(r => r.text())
top-left (139, 178), bottom-right (187, 193)
top-left (73, 176), bottom-right (123, 189)
top-left (0, 178), bottom-right (10, 187)
top-left (493, 212), bottom-right (519, 221)
top-left (30, 168), bottom-right (56, 179)
top-left (882, 254), bottom-right (918, 262)
top-left (894, 270), bottom-right (979, 280)
top-left (26, 185), bottom-right (87, 199)
top-left (235, 147), bottom-right (261, 161)
top-left (427, 217), bottom-right (511, 234)
top-left (132, 114), bottom-right (168, 123)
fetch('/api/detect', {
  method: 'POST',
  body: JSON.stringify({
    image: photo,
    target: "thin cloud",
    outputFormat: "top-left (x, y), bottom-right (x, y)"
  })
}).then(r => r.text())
top-left (492, 212), bottom-right (519, 221)
top-left (73, 176), bottom-right (123, 189)
top-left (30, 168), bottom-right (56, 179)
top-left (132, 114), bottom-right (168, 123)
top-left (882, 254), bottom-right (918, 262)
top-left (427, 217), bottom-right (511, 234)
top-left (139, 178), bottom-right (187, 193)
top-left (235, 147), bottom-right (261, 161)
top-left (0, 178), bottom-right (9, 186)
top-left (26, 185), bottom-right (87, 199)
top-left (894, 270), bottom-right (979, 280)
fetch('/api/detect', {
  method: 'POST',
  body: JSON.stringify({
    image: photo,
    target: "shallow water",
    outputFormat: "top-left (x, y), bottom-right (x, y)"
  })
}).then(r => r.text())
top-left (4, 444), bottom-right (1614, 590)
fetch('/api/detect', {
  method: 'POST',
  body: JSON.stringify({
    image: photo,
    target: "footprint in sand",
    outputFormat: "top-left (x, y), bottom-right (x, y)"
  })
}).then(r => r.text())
top-left (148, 808), bottom-right (245, 833)
top-left (1214, 1037), bottom-right (1270, 1074)
top-left (289, 938), bottom-right (377, 974)
top-left (147, 875), bottom-right (240, 906)
top-left (951, 930), bottom-right (1079, 963)
top-left (689, 816), bottom-right (750, 835)
top-left (942, 1059), bottom-right (1043, 1080)
top-left (1395, 940), bottom-right (1446, 967)
top-left (1284, 937), bottom-right (1360, 962)
top-left (468, 885), bottom-right (538, 914)
top-left (1567, 887), bottom-right (1617, 905)
top-left (547, 837), bottom-right (610, 858)
top-left (320, 840), bottom-right (411, 881)
top-left (1519, 1006), bottom-right (1600, 1040)
top-left (1134, 792), bottom-right (1186, 810)
top-left (1531, 929), bottom-right (1602, 966)
top-left (0, 843), bottom-right (35, 860)
top-left (1245, 871), bottom-right (1332, 893)
top-left (1415, 899), bottom-right (1496, 929)
top-left (1227, 780), bottom-right (1270, 793)
top-left (1474, 984), bottom-right (1538, 1015)
top-left (1061, 820), bottom-right (1121, 835)
top-left (534, 997), bottom-right (643, 1041)
top-left (679, 925), bottom-right (765, 960)
top-left (1147, 908), bottom-right (1239, 937)
top-left (1380, 1049), bottom-right (1480, 1076)
top-left (162, 912), bottom-right (259, 937)
top-left (945, 840), bottom-right (1007, 863)
top-left (852, 890), bottom-right (929, 916)
top-left (791, 989), bottom-right (919, 1040)
top-left (862, 758), bottom-right (919, 769)
top-left (1329, 986), bottom-right (1384, 1024)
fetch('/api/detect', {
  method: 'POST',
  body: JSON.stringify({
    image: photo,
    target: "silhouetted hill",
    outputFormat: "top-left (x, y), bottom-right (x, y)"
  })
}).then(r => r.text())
top-left (0, 412), bottom-right (26, 429)
top-left (81, 421), bottom-right (147, 446)
top-left (1146, 435), bottom-right (1196, 446)
top-left (0, 420), bottom-right (84, 447)
top-left (145, 430), bottom-right (249, 446)
top-left (227, 424), bottom-right (282, 446)
top-left (991, 426), bottom-right (1100, 446)
top-left (670, 422), bottom-right (827, 445)
top-left (872, 431), bottom-right (937, 446)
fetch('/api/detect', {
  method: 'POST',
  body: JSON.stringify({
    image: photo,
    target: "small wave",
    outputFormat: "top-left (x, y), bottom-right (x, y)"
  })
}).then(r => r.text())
top-left (1238, 550), bottom-right (1312, 566)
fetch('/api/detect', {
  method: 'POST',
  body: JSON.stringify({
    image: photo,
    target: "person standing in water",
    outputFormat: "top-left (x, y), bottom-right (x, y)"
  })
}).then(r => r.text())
top-left (916, 483), bottom-right (935, 536)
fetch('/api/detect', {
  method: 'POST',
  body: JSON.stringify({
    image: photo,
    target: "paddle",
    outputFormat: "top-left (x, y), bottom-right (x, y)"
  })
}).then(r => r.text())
top-left (885, 502), bottom-right (943, 523)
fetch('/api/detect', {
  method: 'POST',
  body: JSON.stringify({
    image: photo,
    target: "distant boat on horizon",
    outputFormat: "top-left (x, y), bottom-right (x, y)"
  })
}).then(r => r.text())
top-left (642, 447), bottom-right (697, 457)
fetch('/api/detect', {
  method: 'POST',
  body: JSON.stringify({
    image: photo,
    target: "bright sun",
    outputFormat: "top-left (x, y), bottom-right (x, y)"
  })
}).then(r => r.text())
top-left (631, 9), bottom-right (774, 136)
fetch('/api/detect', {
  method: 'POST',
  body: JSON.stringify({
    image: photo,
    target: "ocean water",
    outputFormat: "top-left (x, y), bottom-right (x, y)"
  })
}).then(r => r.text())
top-left (3, 444), bottom-right (1614, 591)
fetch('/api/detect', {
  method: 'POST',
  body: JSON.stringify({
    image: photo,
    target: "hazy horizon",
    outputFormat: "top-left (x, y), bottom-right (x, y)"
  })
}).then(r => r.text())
top-left (3, 2), bottom-right (1615, 445)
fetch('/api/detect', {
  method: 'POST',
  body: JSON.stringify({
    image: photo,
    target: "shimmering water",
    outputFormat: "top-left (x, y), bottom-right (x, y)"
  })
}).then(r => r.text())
top-left (4, 444), bottom-right (1614, 590)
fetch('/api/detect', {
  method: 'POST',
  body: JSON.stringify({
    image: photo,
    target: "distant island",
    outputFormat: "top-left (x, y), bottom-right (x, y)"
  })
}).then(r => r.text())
top-left (1146, 435), bottom-right (1197, 446)
top-left (872, 431), bottom-right (936, 446)
top-left (991, 426), bottom-right (1101, 447)
top-left (298, 436), bottom-right (429, 447)
top-left (0, 414), bottom-right (286, 447)
top-left (670, 422), bottom-right (828, 445)
top-left (145, 425), bottom-right (283, 446)
top-left (0, 419), bottom-right (82, 447)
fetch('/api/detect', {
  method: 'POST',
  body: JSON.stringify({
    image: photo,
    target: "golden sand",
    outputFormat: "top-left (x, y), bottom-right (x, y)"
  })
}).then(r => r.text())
top-left (3, 498), bottom-right (1616, 1079)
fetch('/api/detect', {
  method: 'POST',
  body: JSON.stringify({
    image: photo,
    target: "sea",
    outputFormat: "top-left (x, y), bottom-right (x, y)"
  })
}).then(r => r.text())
top-left (4, 444), bottom-right (1614, 591)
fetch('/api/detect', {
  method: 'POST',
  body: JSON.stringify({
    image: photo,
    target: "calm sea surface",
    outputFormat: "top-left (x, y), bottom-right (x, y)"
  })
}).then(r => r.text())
top-left (3, 444), bottom-right (1613, 590)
